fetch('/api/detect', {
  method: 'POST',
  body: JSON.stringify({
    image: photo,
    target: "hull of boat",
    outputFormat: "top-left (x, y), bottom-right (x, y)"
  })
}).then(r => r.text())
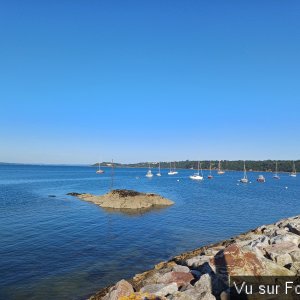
top-left (217, 171), bottom-right (225, 175)
top-left (96, 170), bottom-right (104, 174)
top-left (240, 178), bottom-right (248, 183)
top-left (290, 174), bottom-right (297, 177)
top-left (156, 173), bottom-right (161, 177)
top-left (208, 175), bottom-right (213, 179)
top-left (190, 175), bottom-right (203, 180)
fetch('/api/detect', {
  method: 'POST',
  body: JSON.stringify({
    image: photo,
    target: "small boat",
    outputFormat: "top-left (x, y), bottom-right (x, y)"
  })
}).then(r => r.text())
top-left (257, 175), bottom-right (266, 183)
top-left (273, 161), bottom-right (280, 179)
top-left (240, 160), bottom-right (248, 183)
top-left (146, 163), bottom-right (153, 178)
top-left (156, 162), bottom-right (162, 176)
top-left (168, 162), bottom-right (177, 175)
top-left (208, 161), bottom-right (213, 179)
top-left (96, 162), bottom-right (104, 174)
top-left (190, 161), bottom-right (204, 180)
top-left (172, 162), bottom-right (178, 174)
top-left (217, 160), bottom-right (225, 174)
top-left (290, 161), bottom-right (297, 177)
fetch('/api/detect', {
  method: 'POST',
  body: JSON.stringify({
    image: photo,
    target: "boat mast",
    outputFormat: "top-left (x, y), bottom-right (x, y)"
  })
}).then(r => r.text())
top-left (209, 161), bottom-right (212, 175)
top-left (243, 160), bottom-right (247, 179)
top-left (200, 162), bottom-right (203, 177)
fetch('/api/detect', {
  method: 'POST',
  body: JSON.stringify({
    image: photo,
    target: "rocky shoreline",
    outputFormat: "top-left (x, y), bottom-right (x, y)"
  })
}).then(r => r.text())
top-left (89, 215), bottom-right (300, 299)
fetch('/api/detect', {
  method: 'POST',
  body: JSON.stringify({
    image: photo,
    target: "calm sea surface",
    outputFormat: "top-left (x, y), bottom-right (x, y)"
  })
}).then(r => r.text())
top-left (0, 164), bottom-right (299, 299)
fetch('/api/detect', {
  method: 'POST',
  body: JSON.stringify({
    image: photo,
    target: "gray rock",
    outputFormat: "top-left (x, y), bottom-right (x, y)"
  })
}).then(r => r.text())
top-left (172, 265), bottom-right (190, 273)
top-left (289, 250), bottom-right (300, 262)
top-left (195, 273), bottom-right (212, 292)
top-left (141, 283), bottom-right (178, 297)
top-left (290, 262), bottom-right (300, 275)
top-left (186, 255), bottom-right (212, 268)
top-left (274, 253), bottom-right (293, 267)
top-left (270, 233), bottom-right (300, 246)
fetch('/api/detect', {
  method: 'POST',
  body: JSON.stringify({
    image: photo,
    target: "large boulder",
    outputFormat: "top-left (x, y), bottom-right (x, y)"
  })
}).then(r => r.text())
top-left (159, 271), bottom-right (194, 287)
top-left (102, 280), bottom-right (134, 300)
top-left (210, 243), bottom-right (295, 277)
top-left (69, 189), bottom-right (174, 210)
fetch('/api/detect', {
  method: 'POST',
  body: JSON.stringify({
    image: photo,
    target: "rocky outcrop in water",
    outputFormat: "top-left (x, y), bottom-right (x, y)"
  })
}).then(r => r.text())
top-left (89, 215), bottom-right (300, 300)
top-left (68, 189), bottom-right (174, 210)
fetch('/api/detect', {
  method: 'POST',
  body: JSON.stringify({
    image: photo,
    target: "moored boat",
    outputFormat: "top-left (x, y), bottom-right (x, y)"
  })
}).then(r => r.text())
top-left (208, 161), bottom-right (213, 179)
top-left (168, 162), bottom-right (177, 175)
top-left (273, 161), bottom-right (280, 179)
top-left (190, 161), bottom-right (203, 180)
top-left (290, 161), bottom-right (297, 177)
top-left (217, 160), bottom-right (225, 174)
top-left (146, 163), bottom-right (153, 177)
top-left (96, 162), bottom-right (104, 174)
top-left (240, 160), bottom-right (248, 183)
top-left (257, 175), bottom-right (266, 183)
top-left (156, 162), bottom-right (161, 176)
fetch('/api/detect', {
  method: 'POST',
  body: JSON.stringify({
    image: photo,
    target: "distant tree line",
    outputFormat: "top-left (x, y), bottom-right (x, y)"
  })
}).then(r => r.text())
top-left (93, 160), bottom-right (299, 172)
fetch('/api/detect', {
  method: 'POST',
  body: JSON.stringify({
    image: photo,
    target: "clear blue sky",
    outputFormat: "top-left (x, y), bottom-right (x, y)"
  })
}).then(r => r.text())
top-left (1, 1), bottom-right (299, 164)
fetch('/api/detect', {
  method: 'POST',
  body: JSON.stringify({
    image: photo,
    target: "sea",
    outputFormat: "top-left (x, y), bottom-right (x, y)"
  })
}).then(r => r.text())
top-left (0, 164), bottom-right (299, 299)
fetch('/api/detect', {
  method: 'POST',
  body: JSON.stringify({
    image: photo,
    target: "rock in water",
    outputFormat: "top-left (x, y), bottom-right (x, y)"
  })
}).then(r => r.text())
top-left (68, 189), bottom-right (174, 210)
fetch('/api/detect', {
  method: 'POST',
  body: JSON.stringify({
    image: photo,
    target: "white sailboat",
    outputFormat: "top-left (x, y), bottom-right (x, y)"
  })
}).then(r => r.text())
top-left (168, 162), bottom-right (177, 175)
top-left (240, 160), bottom-right (248, 183)
top-left (217, 160), bottom-right (225, 174)
top-left (96, 162), bottom-right (104, 174)
top-left (146, 163), bottom-right (153, 178)
top-left (172, 162), bottom-right (178, 174)
top-left (273, 161), bottom-right (280, 179)
top-left (290, 161), bottom-right (297, 177)
top-left (190, 161), bottom-right (204, 180)
top-left (208, 161), bottom-right (213, 179)
top-left (156, 162), bottom-right (162, 176)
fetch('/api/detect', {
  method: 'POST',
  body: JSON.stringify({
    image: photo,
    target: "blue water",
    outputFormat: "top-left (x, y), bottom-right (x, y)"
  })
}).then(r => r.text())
top-left (0, 165), bottom-right (299, 299)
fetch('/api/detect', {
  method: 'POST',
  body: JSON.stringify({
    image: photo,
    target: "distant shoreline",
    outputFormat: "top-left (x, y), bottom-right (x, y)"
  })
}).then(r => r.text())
top-left (1, 162), bottom-right (298, 173)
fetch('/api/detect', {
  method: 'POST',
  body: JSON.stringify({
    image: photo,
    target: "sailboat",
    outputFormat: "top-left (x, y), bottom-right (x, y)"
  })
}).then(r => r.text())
top-left (168, 162), bottom-right (177, 175)
top-left (217, 160), bottom-right (225, 174)
top-left (156, 162), bottom-right (162, 176)
top-left (190, 161), bottom-right (204, 180)
top-left (240, 160), bottom-right (248, 183)
top-left (146, 163), bottom-right (153, 178)
top-left (290, 161), bottom-right (297, 177)
top-left (172, 162), bottom-right (178, 174)
top-left (208, 161), bottom-right (213, 179)
top-left (96, 162), bottom-right (104, 174)
top-left (273, 161), bottom-right (280, 179)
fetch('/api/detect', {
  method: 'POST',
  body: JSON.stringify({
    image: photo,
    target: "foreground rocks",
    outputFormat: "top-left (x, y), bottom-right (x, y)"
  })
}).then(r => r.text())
top-left (89, 215), bottom-right (300, 299)
top-left (67, 189), bottom-right (174, 210)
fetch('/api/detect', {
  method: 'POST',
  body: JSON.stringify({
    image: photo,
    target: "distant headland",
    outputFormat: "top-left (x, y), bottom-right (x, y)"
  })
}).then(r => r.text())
top-left (92, 160), bottom-right (299, 173)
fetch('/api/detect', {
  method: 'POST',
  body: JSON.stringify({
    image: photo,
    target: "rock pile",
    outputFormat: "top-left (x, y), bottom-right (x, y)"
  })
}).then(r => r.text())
top-left (90, 215), bottom-right (300, 299)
